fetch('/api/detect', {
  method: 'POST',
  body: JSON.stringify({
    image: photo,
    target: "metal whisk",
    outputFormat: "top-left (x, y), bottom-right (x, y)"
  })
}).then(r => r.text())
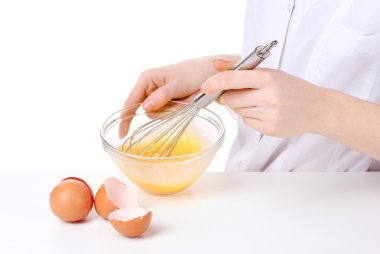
top-left (122, 40), bottom-right (278, 158)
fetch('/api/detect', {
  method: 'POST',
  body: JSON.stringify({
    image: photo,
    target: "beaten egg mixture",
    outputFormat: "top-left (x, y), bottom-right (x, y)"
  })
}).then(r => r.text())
top-left (120, 132), bottom-right (204, 157)
top-left (116, 131), bottom-right (208, 194)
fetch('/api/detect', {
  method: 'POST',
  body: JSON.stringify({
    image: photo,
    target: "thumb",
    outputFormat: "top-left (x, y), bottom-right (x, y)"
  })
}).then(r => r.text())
top-left (142, 85), bottom-right (175, 112)
top-left (212, 56), bottom-right (240, 72)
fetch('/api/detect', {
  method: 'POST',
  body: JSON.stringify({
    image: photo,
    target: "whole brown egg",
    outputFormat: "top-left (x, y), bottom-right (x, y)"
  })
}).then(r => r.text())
top-left (49, 177), bottom-right (94, 222)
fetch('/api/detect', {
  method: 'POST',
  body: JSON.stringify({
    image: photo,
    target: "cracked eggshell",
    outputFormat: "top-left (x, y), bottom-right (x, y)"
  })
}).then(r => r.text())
top-left (49, 177), bottom-right (94, 222)
top-left (94, 177), bottom-right (139, 220)
top-left (109, 208), bottom-right (152, 238)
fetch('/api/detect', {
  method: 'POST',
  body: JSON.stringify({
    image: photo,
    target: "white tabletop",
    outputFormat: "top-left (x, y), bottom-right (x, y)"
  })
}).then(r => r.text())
top-left (1, 172), bottom-right (380, 254)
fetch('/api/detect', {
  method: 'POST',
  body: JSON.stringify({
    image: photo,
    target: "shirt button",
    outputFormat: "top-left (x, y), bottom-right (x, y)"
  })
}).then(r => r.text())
top-left (287, 3), bottom-right (293, 11)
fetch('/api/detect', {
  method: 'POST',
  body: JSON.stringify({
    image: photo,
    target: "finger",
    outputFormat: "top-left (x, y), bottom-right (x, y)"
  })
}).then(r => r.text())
top-left (142, 84), bottom-right (178, 112)
top-left (231, 106), bottom-right (265, 120)
top-left (144, 106), bottom-right (176, 121)
top-left (217, 89), bottom-right (263, 108)
top-left (119, 76), bottom-right (153, 138)
top-left (242, 117), bottom-right (270, 134)
top-left (130, 84), bottom-right (182, 130)
top-left (178, 90), bottom-right (200, 103)
top-left (123, 80), bottom-right (149, 110)
top-left (147, 100), bottom-right (188, 119)
top-left (212, 56), bottom-right (240, 72)
top-left (201, 69), bottom-right (266, 94)
top-left (158, 90), bottom-right (200, 112)
top-left (118, 105), bottom-right (140, 140)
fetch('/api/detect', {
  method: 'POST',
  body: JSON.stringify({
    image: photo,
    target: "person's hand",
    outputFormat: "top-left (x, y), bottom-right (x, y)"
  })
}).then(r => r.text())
top-left (201, 63), bottom-right (324, 137)
top-left (119, 55), bottom-right (239, 138)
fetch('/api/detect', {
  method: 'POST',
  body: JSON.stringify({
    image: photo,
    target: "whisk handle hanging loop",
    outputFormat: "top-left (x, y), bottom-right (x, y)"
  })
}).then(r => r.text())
top-left (193, 40), bottom-right (278, 108)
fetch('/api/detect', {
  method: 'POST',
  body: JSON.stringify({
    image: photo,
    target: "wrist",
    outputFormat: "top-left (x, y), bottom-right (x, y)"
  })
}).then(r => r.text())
top-left (308, 86), bottom-right (345, 137)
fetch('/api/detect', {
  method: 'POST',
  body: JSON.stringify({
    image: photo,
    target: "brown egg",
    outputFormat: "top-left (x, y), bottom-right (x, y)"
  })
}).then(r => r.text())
top-left (109, 208), bottom-right (152, 238)
top-left (49, 177), bottom-right (94, 222)
top-left (94, 184), bottom-right (118, 219)
top-left (94, 177), bottom-right (139, 220)
top-left (61, 177), bottom-right (93, 194)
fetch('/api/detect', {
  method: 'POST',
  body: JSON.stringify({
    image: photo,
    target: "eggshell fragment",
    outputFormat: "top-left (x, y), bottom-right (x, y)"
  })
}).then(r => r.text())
top-left (94, 177), bottom-right (139, 219)
top-left (49, 177), bottom-right (94, 222)
top-left (109, 208), bottom-right (152, 238)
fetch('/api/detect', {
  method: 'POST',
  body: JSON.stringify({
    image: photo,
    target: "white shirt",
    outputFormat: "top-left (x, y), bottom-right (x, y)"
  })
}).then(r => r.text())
top-left (226, 0), bottom-right (380, 172)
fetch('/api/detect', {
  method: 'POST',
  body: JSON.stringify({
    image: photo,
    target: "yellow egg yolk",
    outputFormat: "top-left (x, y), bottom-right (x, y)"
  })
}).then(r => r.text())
top-left (120, 132), bottom-right (204, 158)
top-left (116, 130), bottom-right (209, 195)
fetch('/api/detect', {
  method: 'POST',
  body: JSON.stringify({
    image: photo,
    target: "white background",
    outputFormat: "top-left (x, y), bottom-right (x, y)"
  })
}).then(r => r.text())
top-left (0, 0), bottom-right (245, 172)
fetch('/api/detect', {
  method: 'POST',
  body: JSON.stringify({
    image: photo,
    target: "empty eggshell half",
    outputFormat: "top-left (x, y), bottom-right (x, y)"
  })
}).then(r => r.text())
top-left (108, 207), bottom-right (152, 238)
top-left (94, 177), bottom-right (139, 219)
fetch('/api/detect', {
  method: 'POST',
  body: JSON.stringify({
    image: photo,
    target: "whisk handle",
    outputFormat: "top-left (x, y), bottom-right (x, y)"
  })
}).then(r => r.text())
top-left (193, 40), bottom-right (278, 108)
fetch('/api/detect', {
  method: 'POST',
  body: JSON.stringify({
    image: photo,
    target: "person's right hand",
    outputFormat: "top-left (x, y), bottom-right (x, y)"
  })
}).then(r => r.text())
top-left (119, 55), bottom-right (239, 138)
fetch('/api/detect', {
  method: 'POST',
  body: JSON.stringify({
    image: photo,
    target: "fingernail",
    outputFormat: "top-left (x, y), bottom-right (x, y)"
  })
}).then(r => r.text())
top-left (201, 84), bottom-right (207, 94)
top-left (214, 58), bottom-right (228, 61)
top-left (218, 95), bottom-right (225, 105)
top-left (143, 100), bottom-right (154, 111)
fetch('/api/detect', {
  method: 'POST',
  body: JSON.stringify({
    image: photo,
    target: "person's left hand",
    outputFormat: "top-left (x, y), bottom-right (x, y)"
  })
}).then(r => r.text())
top-left (201, 64), bottom-right (325, 137)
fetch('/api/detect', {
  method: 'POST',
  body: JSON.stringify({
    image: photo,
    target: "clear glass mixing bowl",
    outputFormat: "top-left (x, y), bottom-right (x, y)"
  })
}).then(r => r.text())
top-left (100, 101), bottom-right (225, 195)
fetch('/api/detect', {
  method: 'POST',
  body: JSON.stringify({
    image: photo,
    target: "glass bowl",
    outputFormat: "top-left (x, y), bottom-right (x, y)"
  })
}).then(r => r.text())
top-left (100, 101), bottom-right (225, 195)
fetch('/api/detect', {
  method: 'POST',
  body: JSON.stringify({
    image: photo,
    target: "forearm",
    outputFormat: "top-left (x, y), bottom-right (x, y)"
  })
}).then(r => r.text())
top-left (314, 88), bottom-right (380, 160)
